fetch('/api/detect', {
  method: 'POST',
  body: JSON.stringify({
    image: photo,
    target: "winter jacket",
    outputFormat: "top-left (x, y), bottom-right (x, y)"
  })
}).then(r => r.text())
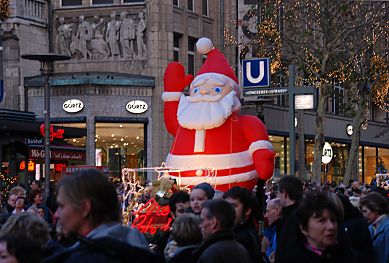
top-left (369, 215), bottom-right (389, 263)
top-left (278, 242), bottom-right (354, 263)
top-left (234, 220), bottom-right (263, 263)
top-left (193, 230), bottom-right (251, 263)
top-left (275, 202), bottom-right (304, 262)
top-left (42, 222), bottom-right (162, 263)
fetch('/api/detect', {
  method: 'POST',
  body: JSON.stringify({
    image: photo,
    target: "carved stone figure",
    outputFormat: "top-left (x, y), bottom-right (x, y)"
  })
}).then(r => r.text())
top-left (119, 11), bottom-right (136, 58)
top-left (57, 17), bottom-right (72, 56)
top-left (106, 12), bottom-right (120, 57)
top-left (76, 15), bottom-right (92, 60)
top-left (136, 12), bottom-right (146, 58)
top-left (90, 16), bottom-right (110, 59)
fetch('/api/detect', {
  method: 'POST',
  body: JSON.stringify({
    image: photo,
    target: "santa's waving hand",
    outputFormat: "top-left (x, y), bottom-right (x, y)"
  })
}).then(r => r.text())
top-left (162, 38), bottom-right (275, 192)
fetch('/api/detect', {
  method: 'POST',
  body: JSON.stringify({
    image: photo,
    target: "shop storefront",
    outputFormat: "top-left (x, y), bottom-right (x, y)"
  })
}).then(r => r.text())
top-left (269, 133), bottom-right (389, 184)
top-left (25, 72), bottom-right (154, 180)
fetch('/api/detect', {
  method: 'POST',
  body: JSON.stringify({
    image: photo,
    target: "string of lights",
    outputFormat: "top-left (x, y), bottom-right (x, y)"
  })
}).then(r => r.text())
top-left (0, 0), bottom-right (10, 21)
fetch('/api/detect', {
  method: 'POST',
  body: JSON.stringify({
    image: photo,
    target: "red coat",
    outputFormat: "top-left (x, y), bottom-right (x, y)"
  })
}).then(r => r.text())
top-left (164, 101), bottom-right (274, 192)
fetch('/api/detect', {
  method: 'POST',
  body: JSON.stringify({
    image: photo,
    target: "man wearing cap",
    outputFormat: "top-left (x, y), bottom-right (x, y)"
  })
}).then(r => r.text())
top-left (162, 37), bottom-right (275, 192)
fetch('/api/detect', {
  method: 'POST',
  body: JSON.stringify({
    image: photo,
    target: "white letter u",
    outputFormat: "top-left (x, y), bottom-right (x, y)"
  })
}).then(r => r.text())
top-left (246, 61), bottom-right (265, 84)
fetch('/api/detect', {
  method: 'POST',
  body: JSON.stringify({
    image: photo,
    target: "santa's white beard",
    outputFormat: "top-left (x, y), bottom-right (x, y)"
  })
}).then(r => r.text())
top-left (177, 91), bottom-right (241, 130)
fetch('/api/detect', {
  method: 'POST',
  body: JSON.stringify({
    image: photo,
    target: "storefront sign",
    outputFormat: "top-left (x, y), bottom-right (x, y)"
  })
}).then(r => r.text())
top-left (40, 124), bottom-right (65, 141)
top-left (132, 198), bottom-right (172, 235)
top-left (29, 148), bottom-right (86, 162)
top-left (62, 99), bottom-right (84, 113)
top-left (126, 100), bottom-right (148, 114)
top-left (25, 138), bottom-right (44, 145)
top-left (295, 94), bottom-right (314, 110)
top-left (322, 142), bottom-right (333, 164)
top-left (346, 124), bottom-right (354, 136)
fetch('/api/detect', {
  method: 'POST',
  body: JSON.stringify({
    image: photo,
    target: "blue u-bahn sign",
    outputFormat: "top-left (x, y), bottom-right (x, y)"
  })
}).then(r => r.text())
top-left (242, 58), bottom-right (270, 88)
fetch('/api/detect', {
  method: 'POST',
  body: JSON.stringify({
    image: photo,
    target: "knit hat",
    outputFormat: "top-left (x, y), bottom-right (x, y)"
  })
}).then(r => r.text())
top-left (193, 182), bottom-right (215, 200)
top-left (195, 37), bottom-right (240, 96)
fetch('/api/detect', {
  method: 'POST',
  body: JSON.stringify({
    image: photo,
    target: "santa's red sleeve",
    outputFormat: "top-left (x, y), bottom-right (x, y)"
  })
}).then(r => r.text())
top-left (162, 62), bottom-right (193, 136)
top-left (241, 115), bottom-right (275, 181)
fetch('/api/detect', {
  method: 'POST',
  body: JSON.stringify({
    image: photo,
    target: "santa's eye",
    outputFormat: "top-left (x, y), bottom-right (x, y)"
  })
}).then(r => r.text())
top-left (214, 87), bottom-right (222, 93)
top-left (193, 87), bottom-right (200, 94)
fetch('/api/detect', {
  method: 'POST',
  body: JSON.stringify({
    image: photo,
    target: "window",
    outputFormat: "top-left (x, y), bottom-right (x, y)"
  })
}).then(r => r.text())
top-left (61, 0), bottom-right (82, 6)
top-left (332, 85), bottom-right (344, 115)
top-left (123, 0), bottom-right (145, 3)
top-left (188, 37), bottom-right (197, 75)
top-left (202, 0), bottom-right (208, 16)
top-left (187, 0), bottom-right (194, 11)
top-left (95, 122), bottom-right (145, 177)
top-left (173, 0), bottom-right (179, 6)
top-left (173, 33), bottom-right (181, 62)
top-left (92, 0), bottom-right (113, 4)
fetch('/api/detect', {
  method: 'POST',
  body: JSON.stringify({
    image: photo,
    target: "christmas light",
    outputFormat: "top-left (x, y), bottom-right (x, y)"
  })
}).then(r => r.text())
top-left (0, 0), bottom-right (10, 21)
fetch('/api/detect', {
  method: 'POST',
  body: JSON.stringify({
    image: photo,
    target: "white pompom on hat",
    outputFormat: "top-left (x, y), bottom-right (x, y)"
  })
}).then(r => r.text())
top-left (196, 37), bottom-right (214, 55)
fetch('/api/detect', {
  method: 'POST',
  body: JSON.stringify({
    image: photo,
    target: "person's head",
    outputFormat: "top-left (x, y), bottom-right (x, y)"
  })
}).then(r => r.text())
top-left (0, 234), bottom-right (42, 263)
top-left (278, 176), bottom-right (303, 207)
top-left (7, 195), bottom-right (17, 208)
top-left (264, 198), bottom-right (282, 226)
top-left (171, 213), bottom-right (202, 246)
top-left (360, 191), bottom-right (389, 224)
top-left (29, 181), bottom-right (40, 192)
top-left (190, 183), bottom-right (215, 214)
top-left (200, 199), bottom-right (235, 239)
top-left (169, 191), bottom-right (190, 218)
top-left (26, 206), bottom-right (38, 215)
top-left (0, 213), bottom-right (49, 248)
top-left (223, 186), bottom-right (257, 225)
top-left (55, 168), bottom-right (120, 236)
top-left (28, 190), bottom-right (43, 206)
top-left (9, 187), bottom-right (26, 198)
top-left (59, 17), bottom-right (65, 24)
top-left (37, 207), bottom-right (45, 219)
top-left (14, 197), bottom-right (25, 210)
top-left (120, 11), bottom-right (127, 19)
top-left (297, 192), bottom-right (340, 250)
top-left (110, 12), bottom-right (116, 20)
top-left (352, 181), bottom-right (360, 190)
top-left (79, 15), bottom-right (84, 22)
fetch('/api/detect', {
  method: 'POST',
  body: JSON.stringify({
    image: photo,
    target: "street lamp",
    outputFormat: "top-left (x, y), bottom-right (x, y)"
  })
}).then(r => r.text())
top-left (21, 53), bottom-right (70, 202)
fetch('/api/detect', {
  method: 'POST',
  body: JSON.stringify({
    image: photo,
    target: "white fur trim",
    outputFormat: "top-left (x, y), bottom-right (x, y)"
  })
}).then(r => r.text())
top-left (162, 92), bottom-right (183, 101)
top-left (171, 170), bottom-right (257, 186)
top-left (192, 72), bottom-right (239, 88)
top-left (166, 151), bottom-right (253, 170)
top-left (196, 38), bottom-right (214, 55)
top-left (248, 140), bottom-right (274, 156)
top-left (194, 130), bottom-right (206, 152)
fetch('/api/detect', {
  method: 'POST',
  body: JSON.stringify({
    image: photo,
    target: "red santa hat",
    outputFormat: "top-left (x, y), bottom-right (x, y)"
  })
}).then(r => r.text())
top-left (195, 38), bottom-right (240, 96)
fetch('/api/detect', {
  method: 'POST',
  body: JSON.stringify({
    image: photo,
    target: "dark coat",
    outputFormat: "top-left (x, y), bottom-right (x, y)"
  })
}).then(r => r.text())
top-left (234, 220), bottom-right (263, 263)
top-left (278, 243), bottom-right (354, 263)
top-left (275, 202), bottom-right (304, 262)
top-left (42, 236), bottom-right (163, 263)
top-left (193, 230), bottom-right (251, 263)
top-left (341, 218), bottom-right (374, 263)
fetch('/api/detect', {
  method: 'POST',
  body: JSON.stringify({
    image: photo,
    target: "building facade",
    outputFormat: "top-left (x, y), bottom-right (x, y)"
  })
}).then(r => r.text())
top-left (0, 0), bottom-right (388, 184)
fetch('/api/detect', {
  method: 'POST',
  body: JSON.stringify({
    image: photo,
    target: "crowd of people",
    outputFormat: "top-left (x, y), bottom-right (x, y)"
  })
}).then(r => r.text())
top-left (0, 169), bottom-right (387, 263)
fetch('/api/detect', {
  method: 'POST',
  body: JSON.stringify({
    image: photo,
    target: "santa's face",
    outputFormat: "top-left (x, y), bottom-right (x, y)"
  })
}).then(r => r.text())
top-left (177, 75), bottom-right (241, 130)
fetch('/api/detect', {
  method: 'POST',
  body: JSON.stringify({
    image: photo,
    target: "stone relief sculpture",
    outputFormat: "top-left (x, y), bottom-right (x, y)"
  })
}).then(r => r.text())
top-left (90, 16), bottom-right (110, 59)
top-left (56, 12), bottom-right (147, 61)
top-left (106, 12), bottom-right (120, 58)
top-left (57, 17), bottom-right (72, 56)
top-left (136, 12), bottom-right (146, 58)
top-left (119, 11), bottom-right (136, 58)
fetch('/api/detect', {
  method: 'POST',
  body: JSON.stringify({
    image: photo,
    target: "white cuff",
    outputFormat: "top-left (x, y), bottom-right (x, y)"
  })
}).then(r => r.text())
top-left (248, 140), bottom-right (273, 156)
top-left (162, 92), bottom-right (183, 101)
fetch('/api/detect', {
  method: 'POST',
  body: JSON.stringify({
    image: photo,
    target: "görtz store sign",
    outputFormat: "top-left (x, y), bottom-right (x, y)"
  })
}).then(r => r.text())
top-left (63, 99), bottom-right (84, 113)
top-left (126, 100), bottom-right (148, 114)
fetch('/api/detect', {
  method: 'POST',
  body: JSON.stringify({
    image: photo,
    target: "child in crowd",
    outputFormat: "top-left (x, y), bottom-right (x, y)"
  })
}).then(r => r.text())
top-left (186, 183), bottom-right (215, 215)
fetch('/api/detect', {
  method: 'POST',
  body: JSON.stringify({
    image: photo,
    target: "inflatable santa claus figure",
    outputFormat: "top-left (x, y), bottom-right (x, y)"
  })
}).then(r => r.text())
top-left (162, 37), bottom-right (275, 192)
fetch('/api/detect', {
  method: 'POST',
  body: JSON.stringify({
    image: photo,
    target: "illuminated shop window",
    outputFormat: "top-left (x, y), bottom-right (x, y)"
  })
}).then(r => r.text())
top-left (95, 123), bottom-right (145, 177)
